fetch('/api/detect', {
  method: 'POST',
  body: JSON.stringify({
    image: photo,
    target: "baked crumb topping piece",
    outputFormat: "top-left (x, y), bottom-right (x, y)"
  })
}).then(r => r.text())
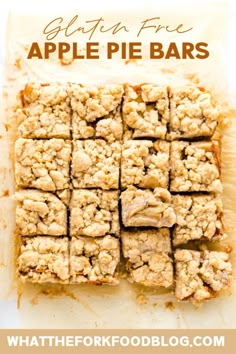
top-left (69, 84), bottom-right (124, 142)
top-left (70, 235), bottom-right (120, 284)
top-left (18, 83), bottom-right (71, 139)
top-left (174, 249), bottom-right (232, 302)
top-left (121, 186), bottom-right (176, 228)
top-left (121, 140), bottom-right (170, 189)
top-left (55, 189), bottom-right (71, 207)
top-left (18, 236), bottom-right (69, 283)
top-left (15, 138), bottom-right (71, 191)
top-left (170, 140), bottom-right (222, 192)
top-left (70, 189), bottom-right (119, 237)
top-left (16, 189), bottom-right (67, 236)
top-left (123, 84), bottom-right (169, 139)
top-left (121, 228), bottom-right (173, 287)
top-left (72, 139), bottom-right (121, 190)
top-left (168, 86), bottom-right (219, 140)
top-left (172, 194), bottom-right (225, 246)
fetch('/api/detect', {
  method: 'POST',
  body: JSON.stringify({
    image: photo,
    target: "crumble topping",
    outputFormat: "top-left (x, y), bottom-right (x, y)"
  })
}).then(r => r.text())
top-left (172, 194), bottom-right (225, 246)
top-left (70, 84), bottom-right (123, 142)
top-left (121, 140), bottom-right (169, 189)
top-left (18, 83), bottom-right (71, 139)
top-left (70, 235), bottom-right (120, 284)
top-left (72, 139), bottom-right (121, 190)
top-left (16, 189), bottom-right (67, 236)
top-left (15, 138), bottom-right (71, 191)
top-left (123, 84), bottom-right (169, 139)
top-left (70, 189), bottom-right (119, 237)
top-left (168, 86), bottom-right (219, 140)
top-left (174, 249), bottom-right (232, 302)
top-left (18, 236), bottom-right (69, 283)
top-left (121, 186), bottom-right (176, 228)
top-left (121, 228), bottom-right (173, 287)
top-left (170, 140), bottom-right (222, 192)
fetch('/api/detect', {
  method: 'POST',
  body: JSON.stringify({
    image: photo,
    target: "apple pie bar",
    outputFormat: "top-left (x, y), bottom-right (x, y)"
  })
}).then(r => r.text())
top-left (121, 187), bottom-right (176, 228)
top-left (70, 235), bottom-right (120, 284)
top-left (15, 138), bottom-right (71, 191)
top-left (72, 139), bottom-right (121, 190)
top-left (18, 83), bottom-right (71, 139)
top-left (69, 84), bottom-right (123, 142)
top-left (121, 229), bottom-right (173, 287)
top-left (168, 86), bottom-right (219, 140)
top-left (174, 249), bottom-right (232, 302)
top-left (121, 140), bottom-right (169, 189)
top-left (172, 194), bottom-right (225, 246)
top-left (18, 236), bottom-right (70, 283)
top-left (70, 189), bottom-right (119, 238)
top-left (170, 140), bottom-right (221, 193)
top-left (16, 189), bottom-right (67, 236)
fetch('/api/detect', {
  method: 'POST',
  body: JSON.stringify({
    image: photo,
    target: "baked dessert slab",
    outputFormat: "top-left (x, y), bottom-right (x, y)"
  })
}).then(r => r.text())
top-left (13, 82), bottom-right (232, 302)
top-left (121, 139), bottom-right (170, 189)
top-left (168, 86), bottom-right (219, 140)
top-left (123, 84), bottom-right (169, 140)
top-left (121, 228), bottom-right (173, 287)
top-left (15, 138), bottom-right (71, 191)
top-left (18, 83), bottom-right (71, 139)
top-left (170, 140), bottom-right (222, 192)
top-left (72, 139), bottom-right (121, 190)
top-left (17, 236), bottom-right (70, 283)
top-left (174, 249), bottom-right (232, 302)
top-left (172, 194), bottom-right (225, 246)
top-left (69, 84), bottom-right (123, 142)
top-left (121, 186), bottom-right (176, 228)
top-left (70, 235), bottom-right (120, 284)
top-left (70, 189), bottom-right (119, 237)
top-left (16, 189), bottom-right (67, 236)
